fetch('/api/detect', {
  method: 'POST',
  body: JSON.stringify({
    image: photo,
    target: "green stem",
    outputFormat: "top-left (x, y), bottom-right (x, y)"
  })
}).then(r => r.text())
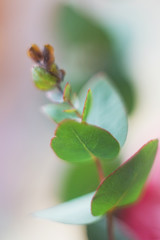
top-left (94, 157), bottom-right (104, 182)
top-left (94, 157), bottom-right (114, 240)
top-left (57, 85), bottom-right (82, 119)
top-left (107, 211), bottom-right (114, 240)
top-left (67, 100), bottom-right (82, 119)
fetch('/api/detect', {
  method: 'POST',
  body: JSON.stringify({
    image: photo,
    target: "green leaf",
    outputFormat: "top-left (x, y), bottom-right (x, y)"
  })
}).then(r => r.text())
top-left (63, 82), bottom-right (72, 101)
top-left (87, 217), bottom-right (132, 240)
top-left (32, 66), bottom-right (58, 91)
top-left (34, 192), bottom-right (101, 225)
top-left (60, 158), bottom-right (121, 202)
top-left (82, 89), bottom-right (92, 122)
top-left (51, 120), bottom-right (120, 162)
top-left (42, 103), bottom-right (78, 123)
top-left (91, 140), bottom-right (158, 216)
top-left (57, 5), bottom-right (111, 47)
top-left (79, 74), bottom-right (128, 147)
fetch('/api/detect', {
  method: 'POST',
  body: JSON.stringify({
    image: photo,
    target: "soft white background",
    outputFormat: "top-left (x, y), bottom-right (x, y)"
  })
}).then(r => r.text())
top-left (1, 0), bottom-right (160, 239)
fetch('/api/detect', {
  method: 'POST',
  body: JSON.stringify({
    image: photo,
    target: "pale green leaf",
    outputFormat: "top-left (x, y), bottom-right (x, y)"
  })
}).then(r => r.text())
top-left (41, 103), bottom-right (78, 123)
top-left (79, 74), bottom-right (128, 147)
top-left (34, 192), bottom-right (101, 225)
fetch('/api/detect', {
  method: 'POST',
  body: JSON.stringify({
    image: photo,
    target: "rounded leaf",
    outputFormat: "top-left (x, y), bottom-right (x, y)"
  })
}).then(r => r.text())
top-left (51, 120), bottom-right (120, 162)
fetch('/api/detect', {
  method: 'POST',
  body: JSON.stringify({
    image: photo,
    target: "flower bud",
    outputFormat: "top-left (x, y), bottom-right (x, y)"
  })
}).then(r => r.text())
top-left (49, 64), bottom-right (65, 82)
top-left (43, 44), bottom-right (55, 67)
top-left (32, 66), bottom-right (58, 91)
top-left (27, 44), bottom-right (43, 63)
top-left (49, 63), bottom-right (59, 76)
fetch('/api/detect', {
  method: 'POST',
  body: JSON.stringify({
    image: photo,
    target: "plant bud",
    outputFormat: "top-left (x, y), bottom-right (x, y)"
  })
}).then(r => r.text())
top-left (32, 66), bottom-right (58, 91)
top-left (49, 64), bottom-right (65, 82)
top-left (49, 63), bottom-right (59, 76)
top-left (27, 44), bottom-right (43, 62)
top-left (43, 44), bottom-right (55, 66)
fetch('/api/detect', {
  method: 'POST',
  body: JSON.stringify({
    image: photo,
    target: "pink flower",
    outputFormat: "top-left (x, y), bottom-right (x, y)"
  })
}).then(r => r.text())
top-left (118, 142), bottom-right (160, 240)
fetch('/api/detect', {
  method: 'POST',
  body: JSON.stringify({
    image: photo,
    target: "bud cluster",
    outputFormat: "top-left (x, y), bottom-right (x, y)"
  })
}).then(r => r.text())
top-left (27, 44), bottom-right (65, 91)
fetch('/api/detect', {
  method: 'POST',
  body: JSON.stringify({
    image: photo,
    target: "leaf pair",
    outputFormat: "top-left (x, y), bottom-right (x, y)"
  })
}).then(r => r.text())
top-left (63, 82), bottom-right (92, 121)
top-left (34, 139), bottom-right (158, 224)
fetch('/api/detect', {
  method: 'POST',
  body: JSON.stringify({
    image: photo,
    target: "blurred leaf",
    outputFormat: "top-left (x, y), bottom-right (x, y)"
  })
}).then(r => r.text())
top-left (79, 74), bottom-right (128, 147)
top-left (87, 217), bottom-right (132, 240)
top-left (60, 158), bottom-right (121, 202)
top-left (92, 140), bottom-right (158, 216)
top-left (42, 103), bottom-right (78, 123)
top-left (46, 88), bottom-right (63, 103)
top-left (34, 192), bottom-right (101, 225)
top-left (82, 89), bottom-right (92, 122)
top-left (57, 5), bottom-right (111, 47)
top-left (55, 5), bottom-right (135, 113)
top-left (51, 120), bottom-right (120, 163)
top-left (105, 58), bottom-right (135, 114)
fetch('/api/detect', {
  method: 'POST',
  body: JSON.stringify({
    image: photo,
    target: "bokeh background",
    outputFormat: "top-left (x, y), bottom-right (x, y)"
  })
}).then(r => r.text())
top-left (1, 0), bottom-right (160, 239)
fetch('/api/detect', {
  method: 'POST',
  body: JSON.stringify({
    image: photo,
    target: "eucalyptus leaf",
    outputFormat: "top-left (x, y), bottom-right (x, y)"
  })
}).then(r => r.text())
top-left (60, 158), bottom-right (121, 202)
top-left (34, 192), bottom-right (101, 225)
top-left (41, 103), bottom-right (78, 123)
top-left (57, 5), bottom-right (111, 48)
top-left (51, 120), bottom-right (120, 162)
top-left (79, 74), bottom-right (128, 147)
top-left (91, 140), bottom-right (158, 216)
top-left (82, 89), bottom-right (92, 122)
top-left (63, 82), bottom-right (72, 101)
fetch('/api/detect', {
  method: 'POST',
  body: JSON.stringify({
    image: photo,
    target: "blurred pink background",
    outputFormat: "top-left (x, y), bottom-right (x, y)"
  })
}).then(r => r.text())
top-left (1, 0), bottom-right (160, 239)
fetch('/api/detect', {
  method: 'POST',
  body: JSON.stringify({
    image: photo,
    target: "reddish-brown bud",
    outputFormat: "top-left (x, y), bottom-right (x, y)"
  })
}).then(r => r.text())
top-left (27, 44), bottom-right (43, 63)
top-left (43, 44), bottom-right (55, 67)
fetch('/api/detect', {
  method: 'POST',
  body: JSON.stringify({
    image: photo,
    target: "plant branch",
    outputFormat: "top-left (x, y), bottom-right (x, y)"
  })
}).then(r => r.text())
top-left (94, 157), bottom-right (104, 182)
top-left (107, 211), bottom-right (114, 240)
top-left (56, 85), bottom-right (82, 119)
top-left (93, 157), bottom-right (114, 240)
top-left (67, 100), bottom-right (82, 119)
top-left (57, 84), bottom-right (63, 94)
